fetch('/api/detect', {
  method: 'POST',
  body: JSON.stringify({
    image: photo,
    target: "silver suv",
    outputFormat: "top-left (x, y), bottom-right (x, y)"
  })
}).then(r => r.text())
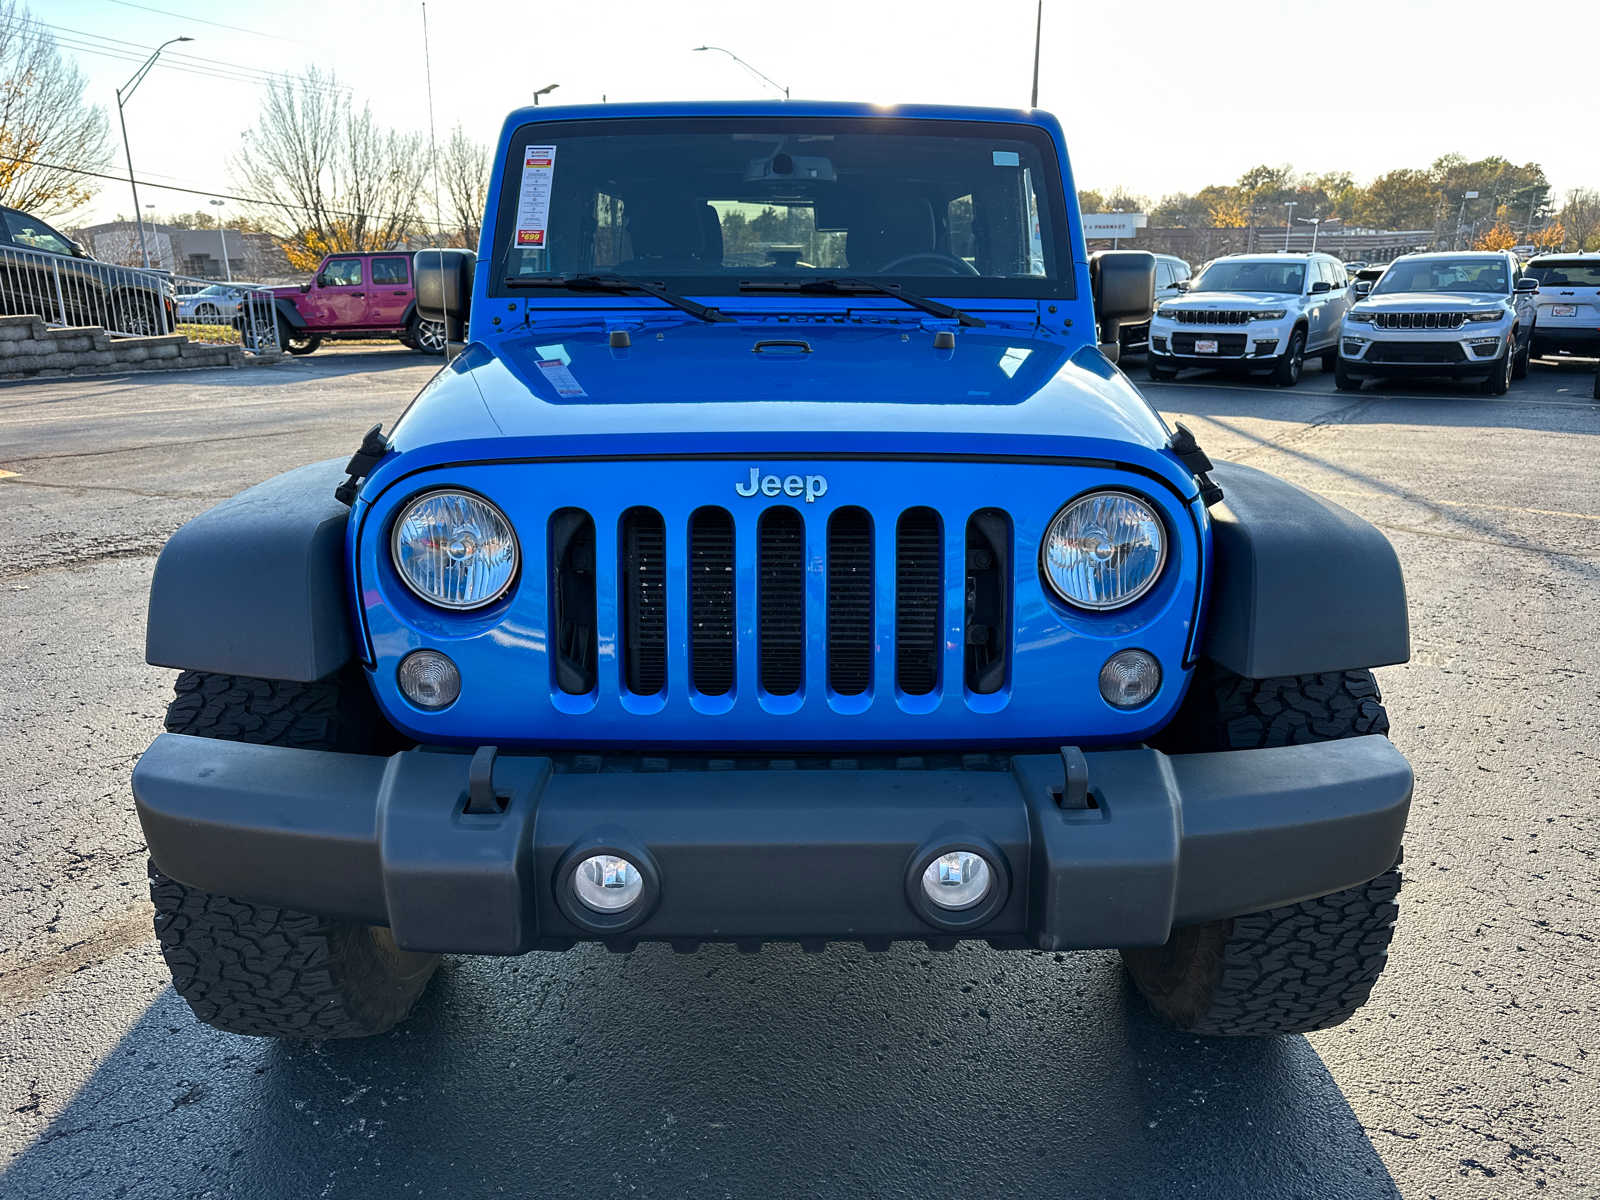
top-left (1146, 252), bottom-right (1352, 387)
top-left (1336, 251), bottom-right (1537, 395)
top-left (1522, 253), bottom-right (1600, 361)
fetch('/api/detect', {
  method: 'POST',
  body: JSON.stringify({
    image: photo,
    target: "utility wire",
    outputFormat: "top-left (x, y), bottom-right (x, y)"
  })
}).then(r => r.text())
top-left (101, 0), bottom-right (312, 46)
top-left (0, 153), bottom-right (465, 234)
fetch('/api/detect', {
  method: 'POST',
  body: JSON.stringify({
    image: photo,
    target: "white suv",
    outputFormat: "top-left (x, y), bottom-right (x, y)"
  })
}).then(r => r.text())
top-left (1336, 251), bottom-right (1537, 396)
top-left (1146, 252), bottom-right (1352, 387)
top-left (1522, 253), bottom-right (1600, 361)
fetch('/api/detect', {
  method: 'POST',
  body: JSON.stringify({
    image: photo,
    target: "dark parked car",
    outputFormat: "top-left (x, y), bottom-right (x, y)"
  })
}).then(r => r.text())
top-left (0, 205), bottom-right (175, 336)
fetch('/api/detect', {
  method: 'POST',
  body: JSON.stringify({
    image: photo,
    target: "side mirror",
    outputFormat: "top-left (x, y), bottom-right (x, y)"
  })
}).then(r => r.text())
top-left (1352, 280), bottom-right (1372, 297)
top-left (70, 239), bottom-right (89, 258)
top-left (1310, 280), bottom-right (1331, 294)
top-left (414, 248), bottom-right (476, 352)
top-left (1088, 250), bottom-right (1156, 363)
top-left (1515, 278), bottom-right (1539, 293)
top-left (1174, 279), bottom-right (1192, 292)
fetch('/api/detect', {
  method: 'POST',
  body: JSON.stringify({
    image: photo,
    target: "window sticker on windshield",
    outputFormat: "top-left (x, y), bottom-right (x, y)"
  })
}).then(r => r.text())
top-left (992, 151), bottom-right (1020, 167)
top-left (515, 145), bottom-right (557, 247)
top-left (536, 357), bottom-right (586, 398)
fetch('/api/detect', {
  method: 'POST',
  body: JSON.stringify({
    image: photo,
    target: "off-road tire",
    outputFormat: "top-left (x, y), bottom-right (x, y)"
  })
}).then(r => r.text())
top-left (1333, 356), bottom-right (1362, 391)
top-left (164, 664), bottom-right (403, 754)
top-left (153, 666), bottom-right (432, 1038)
top-left (1270, 328), bottom-right (1305, 387)
top-left (150, 863), bottom-right (439, 1040)
top-left (278, 316), bottom-right (321, 355)
top-left (1511, 330), bottom-right (1530, 380)
top-left (1129, 662), bottom-right (1399, 1035)
top-left (1147, 359), bottom-right (1178, 382)
top-left (1120, 867), bottom-right (1401, 1036)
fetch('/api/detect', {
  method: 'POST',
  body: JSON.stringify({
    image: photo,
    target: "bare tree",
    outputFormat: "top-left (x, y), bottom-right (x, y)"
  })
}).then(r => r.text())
top-left (0, 0), bottom-right (110, 216)
top-left (436, 123), bottom-right (490, 249)
top-left (1558, 187), bottom-right (1600, 252)
top-left (231, 66), bottom-right (429, 270)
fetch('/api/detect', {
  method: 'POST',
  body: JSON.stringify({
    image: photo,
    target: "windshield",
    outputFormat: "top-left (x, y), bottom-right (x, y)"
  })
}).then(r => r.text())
top-left (1373, 257), bottom-right (1508, 295)
top-left (1189, 259), bottom-right (1306, 295)
top-left (492, 117), bottom-right (1067, 298)
top-left (1525, 261), bottom-right (1600, 288)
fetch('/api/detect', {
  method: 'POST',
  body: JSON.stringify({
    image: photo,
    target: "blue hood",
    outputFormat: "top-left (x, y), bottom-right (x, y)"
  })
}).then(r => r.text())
top-left (374, 317), bottom-right (1192, 501)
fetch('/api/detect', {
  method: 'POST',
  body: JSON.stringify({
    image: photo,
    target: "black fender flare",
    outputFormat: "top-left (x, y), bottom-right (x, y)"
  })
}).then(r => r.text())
top-left (146, 459), bottom-right (354, 682)
top-left (1201, 461), bottom-right (1409, 678)
top-left (273, 296), bottom-right (308, 328)
top-left (400, 299), bottom-right (418, 328)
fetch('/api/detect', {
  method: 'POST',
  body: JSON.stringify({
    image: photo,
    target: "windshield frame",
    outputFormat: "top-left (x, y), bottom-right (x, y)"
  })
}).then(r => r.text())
top-left (1371, 255), bottom-right (1511, 296)
top-left (486, 115), bottom-right (1075, 302)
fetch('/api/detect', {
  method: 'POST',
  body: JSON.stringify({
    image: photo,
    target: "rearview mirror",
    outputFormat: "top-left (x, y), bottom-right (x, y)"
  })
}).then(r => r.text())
top-left (1089, 250), bottom-right (1156, 363)
top-left (414, 248), bottom-right (476, 353)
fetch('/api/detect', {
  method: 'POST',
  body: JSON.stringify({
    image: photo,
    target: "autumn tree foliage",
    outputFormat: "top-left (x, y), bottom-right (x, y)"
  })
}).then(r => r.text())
top-left (0, 0), bottom-right (110, 216)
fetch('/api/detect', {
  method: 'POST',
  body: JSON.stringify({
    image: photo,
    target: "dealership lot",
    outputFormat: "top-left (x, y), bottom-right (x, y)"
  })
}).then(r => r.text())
top-left (0, 350), bottom-right (1596, 1198)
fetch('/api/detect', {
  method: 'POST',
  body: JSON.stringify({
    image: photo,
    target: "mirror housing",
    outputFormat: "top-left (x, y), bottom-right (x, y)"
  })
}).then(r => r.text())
top-left (1175, 278), bottom-right (1192, 292)
top-left (1089, 250), bottom-right (1156, 363)
top-left (1352, 280), bottom-right (1372, 298)
top-left (1310, 280), bottom-right (1331, 294)
top-left (414, 248), bottom-right (476, 352)
top-left (1515, 277), bottom-right (1539, 293)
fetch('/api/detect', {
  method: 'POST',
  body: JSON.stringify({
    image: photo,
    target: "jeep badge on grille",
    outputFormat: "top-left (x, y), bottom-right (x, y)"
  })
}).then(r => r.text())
top-left (735, 468), bottom-right (828, 503)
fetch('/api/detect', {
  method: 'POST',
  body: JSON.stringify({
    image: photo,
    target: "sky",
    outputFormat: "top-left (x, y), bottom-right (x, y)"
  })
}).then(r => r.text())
top-left (43, 0), bottom-right (1600, 229)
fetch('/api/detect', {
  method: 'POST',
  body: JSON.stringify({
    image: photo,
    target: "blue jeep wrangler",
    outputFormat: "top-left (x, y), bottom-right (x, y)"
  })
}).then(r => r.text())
top-left (134, 101), bottom-right (1411, 1040)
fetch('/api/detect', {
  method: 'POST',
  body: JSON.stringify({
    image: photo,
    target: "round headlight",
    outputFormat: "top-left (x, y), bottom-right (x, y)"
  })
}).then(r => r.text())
top-left (1041, 491), bottom-right (1166, 610)
top-left (392, 490), bottom-right (518, 610)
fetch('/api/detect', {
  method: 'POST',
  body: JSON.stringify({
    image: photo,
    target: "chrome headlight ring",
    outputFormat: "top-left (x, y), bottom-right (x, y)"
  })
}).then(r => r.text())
top-left (1040, 489), bottom-right (1168, 611)
top-left (390, 489), bottom-right (520, 611)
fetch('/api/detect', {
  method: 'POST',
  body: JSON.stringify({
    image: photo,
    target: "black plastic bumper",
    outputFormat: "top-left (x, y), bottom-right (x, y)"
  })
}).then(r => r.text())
top-left (133, 734), bottom-right (1412, 955)
top-left (1340, 355), bottom-right (1497, 379)
top-left (1530, 327), bottom-right (1600, 356)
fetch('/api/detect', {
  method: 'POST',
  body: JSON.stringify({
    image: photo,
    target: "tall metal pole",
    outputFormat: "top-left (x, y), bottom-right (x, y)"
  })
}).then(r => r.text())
top-left (1030, 0), bottom-right (1042, 108)
top-left (209, 199), bottom-right (230, 281)
top-left (116, 37), bottom-right (192, 270)
top-left (1283, 201), bottom-right (1297, 251)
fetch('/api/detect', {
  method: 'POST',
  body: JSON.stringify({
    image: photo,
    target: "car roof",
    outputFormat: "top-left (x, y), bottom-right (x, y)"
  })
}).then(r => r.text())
top-left (1527, 252), bottom-right (1599, 263)
top-left (1391, 250), bottom-right (1509, 261)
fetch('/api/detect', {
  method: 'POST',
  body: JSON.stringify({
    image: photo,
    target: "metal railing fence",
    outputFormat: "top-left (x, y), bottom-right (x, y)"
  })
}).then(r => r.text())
top-left (0, 242), bottom-right (279, 352)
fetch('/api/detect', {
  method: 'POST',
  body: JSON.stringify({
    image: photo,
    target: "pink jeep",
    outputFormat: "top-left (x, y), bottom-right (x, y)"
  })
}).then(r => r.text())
top-left (266, 251), bottom-right (446, 355)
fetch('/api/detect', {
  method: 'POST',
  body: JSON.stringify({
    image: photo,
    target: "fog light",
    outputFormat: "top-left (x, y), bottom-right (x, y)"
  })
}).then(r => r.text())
top-left (397, 649), bottom-right (460, 709)
top-left (573, 854), bottom-right (643, 912)
top-left (921, 851), bottom-right (992, 911)
top-left (1099, 649), bottom-right (1161, 708)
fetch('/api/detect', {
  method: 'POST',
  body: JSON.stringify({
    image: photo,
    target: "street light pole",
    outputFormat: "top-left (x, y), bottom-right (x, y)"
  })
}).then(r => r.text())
top-left (692, 46), bottom-right (789, 99)
top-left (1283, 201), bottom-right (1298, 251)
top-left (1297, 216), bottom-right (1321, 252)
top-left (1456, 190), bottom-right (1478, 251)
top-left (116, 36), bottom-right (192, 270)
top-left (208, 198), bottom-right (231, 281)
top-left (1030, 0), bottom-right (1042, 108)
top-left (533, 83), bottom-right (559, 105)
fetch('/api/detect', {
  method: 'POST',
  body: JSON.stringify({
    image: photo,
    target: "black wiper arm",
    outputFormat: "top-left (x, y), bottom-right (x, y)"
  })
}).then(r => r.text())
top-left (503, 272), bottom-right (733, 323)
top-left (739, 277), bottom-right (985, 328)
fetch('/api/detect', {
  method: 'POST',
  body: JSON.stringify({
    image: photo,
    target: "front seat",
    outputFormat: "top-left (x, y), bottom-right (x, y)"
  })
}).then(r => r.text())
top-left (844, 197), bottom-right (935, 272)
top-left (614, 199), bottom-right (715, 273)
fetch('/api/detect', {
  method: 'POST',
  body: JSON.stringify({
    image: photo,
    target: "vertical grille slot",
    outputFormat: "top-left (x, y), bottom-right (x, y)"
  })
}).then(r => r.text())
top-left (549, 509), bottom-right (597, 695)
top-left (758, 506), bottom-right (805, 696)
top-left (964, 509), bottom-right (1010, 695)
top-left (620, 507), bottom-right (665, 696)
top-left (689, 507), bottom-right (735, 696)
top-left (827, 507), bottom-right (873, 696)
top-left (895, 507), bottom-right (941, 696)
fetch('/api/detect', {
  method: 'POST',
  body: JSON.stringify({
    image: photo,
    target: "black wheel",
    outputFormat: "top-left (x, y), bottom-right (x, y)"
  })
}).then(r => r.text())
top-left (410, 315), bottom-right (447, 355)
top-left (1594, 367), bottom-right (1599, 401)
top-left (195, 303), bottom-right (220, 318)
top-left (1511, 328), bottom-right (1530, 380)
top-left (1269, 328), bottom-right (1306, 387)
top-left (1333, 356), bottom-right (1362, 391)
top-left (1479, 341), bottom-right (1513, 395)
top-left (1147, 359), bottom-right (1178, 382)
top-left (1127, 664), bottom-right (1399, 1036)
top-left (1320, 349), bottom-right (1337, 373)
top-left (112, 292), bottom-right (162, 337)
top-left (151, 668), bottom-right (434, 1040)
top-left (277, 316), bottom-right (321, 355)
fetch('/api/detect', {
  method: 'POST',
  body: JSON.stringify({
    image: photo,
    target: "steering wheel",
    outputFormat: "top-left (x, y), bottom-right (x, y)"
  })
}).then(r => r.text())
top-left (874, 251), bottom-right (981, 277)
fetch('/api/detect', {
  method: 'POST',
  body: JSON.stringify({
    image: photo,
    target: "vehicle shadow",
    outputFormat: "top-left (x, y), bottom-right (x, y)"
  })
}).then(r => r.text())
top-left (0, 942), bottom-right (1399, 1199)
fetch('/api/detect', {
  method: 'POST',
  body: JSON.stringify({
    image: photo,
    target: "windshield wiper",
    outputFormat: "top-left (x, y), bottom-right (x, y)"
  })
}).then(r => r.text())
top-left (739, 278), bottom-right (985, 328)
top-left (503, 272), bottom-right (733, 323)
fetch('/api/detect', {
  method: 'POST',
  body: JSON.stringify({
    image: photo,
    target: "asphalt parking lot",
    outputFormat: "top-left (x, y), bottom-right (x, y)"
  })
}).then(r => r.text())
top-left (0, 347), bottom-right (1596, 1199)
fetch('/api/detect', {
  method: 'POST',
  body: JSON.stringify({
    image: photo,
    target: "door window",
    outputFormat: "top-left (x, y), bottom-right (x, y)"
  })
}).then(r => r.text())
top-left (2, 211), bottom-right (74, 255)
top-left (1317, 260), bottom-right (1340, 288)
top-left (1155, 262), bottom-right (1174, 288)
top-left (322, 259), bottom-right (364, 286)
top-left (371, 257), bottom-right (409, 286)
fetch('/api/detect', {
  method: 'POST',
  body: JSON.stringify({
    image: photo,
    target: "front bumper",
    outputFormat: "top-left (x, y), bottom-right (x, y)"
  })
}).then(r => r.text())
top-left (133, 733), bottom-right (1412, 955)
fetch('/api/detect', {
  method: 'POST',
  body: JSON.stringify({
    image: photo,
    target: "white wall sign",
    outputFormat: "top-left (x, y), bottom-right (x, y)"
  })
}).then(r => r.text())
top-left (1082, 213), bottom-right (1147, 239)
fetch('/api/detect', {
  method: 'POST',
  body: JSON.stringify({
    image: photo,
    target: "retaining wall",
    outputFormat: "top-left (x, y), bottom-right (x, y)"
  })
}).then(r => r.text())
top-left (0, 315), bottom-right (270, 379)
